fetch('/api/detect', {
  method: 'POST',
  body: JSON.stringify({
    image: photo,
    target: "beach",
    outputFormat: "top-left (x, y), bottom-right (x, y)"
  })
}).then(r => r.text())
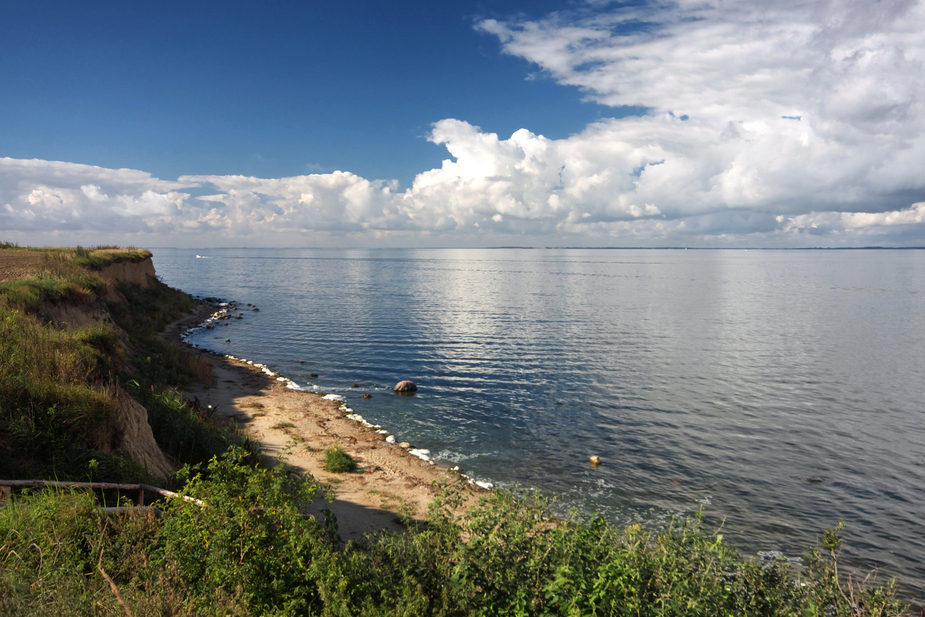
top-left (164, 301), bottom-right (479, 540)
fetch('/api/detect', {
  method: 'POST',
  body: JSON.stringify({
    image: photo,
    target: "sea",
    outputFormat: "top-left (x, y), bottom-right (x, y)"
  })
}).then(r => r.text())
top-left (151, 247), bottom-right (925, 602)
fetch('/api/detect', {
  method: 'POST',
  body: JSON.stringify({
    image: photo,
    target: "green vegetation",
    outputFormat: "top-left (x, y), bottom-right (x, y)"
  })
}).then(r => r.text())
top-left (0, 245), bottom-right (224, 481)
top-left (323, 445), bottom-right (358, 473)
top-left (0, 244), bottom-right (912, 616)
top-left (0, 243), bottom-right (151, 268)
top-left (0, 452), bottom-right (908, 616)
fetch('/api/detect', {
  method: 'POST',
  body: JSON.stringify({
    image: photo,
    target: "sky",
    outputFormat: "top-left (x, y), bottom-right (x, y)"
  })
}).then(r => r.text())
top-left (2, 0), bottom-right (925, 248)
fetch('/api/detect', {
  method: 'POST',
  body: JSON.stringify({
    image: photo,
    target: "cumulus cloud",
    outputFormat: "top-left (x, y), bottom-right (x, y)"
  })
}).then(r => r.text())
top-left (4, 0), bottom-right (925, 246)
top-left (0, 157), bottom-right (191, 233)
top-left (471, 0), bottom-right (925, 239)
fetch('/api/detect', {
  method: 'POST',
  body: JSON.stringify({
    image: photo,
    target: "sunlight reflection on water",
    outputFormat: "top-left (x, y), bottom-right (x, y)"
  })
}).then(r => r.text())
top-left (154, 247), bottom-right (925, 602)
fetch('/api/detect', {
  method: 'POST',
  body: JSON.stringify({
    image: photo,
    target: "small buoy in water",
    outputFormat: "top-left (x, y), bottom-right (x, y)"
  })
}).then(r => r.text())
top-left (590, 456), bottom-right (602, 466)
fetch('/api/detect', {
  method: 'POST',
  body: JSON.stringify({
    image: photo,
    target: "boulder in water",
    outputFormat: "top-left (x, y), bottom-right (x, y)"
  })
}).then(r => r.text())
top-left (393, 380), bottom-right (418, 393)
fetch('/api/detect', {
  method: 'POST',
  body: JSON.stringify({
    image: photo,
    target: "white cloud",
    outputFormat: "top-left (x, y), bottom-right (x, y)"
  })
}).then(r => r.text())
top-left (3, 0), bottom-right (925, 247)
top-left (0, 157), bottom-right (191, 233)
top-left (471, 0), bottom-right (925, 239)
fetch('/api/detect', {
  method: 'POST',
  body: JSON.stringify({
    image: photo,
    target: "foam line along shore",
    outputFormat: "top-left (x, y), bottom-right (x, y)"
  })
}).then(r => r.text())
top-left (177, 296), bottom-right (496, 492)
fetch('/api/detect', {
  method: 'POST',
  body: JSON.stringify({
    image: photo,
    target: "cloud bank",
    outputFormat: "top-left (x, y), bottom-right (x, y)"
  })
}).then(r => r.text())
top-left (4, 0), bottom-right (925, 247)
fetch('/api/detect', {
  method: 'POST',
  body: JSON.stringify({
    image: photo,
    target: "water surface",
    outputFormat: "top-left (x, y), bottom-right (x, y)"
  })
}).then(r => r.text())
top-left (152, 248), bottom-right (925, 601)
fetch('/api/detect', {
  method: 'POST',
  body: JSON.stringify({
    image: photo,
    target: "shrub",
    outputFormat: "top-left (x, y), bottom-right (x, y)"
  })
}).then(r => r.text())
top-left (324, 446), bottom-right (357, 473)
top-left (156, 447), bottom-right (333, 614)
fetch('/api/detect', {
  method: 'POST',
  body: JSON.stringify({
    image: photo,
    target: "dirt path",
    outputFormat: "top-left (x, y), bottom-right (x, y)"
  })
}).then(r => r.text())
top-left (165, 303), bottom-right (480, 541)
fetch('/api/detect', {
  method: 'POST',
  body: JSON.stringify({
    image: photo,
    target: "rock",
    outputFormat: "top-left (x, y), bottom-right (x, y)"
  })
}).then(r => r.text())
top-left (362, 393), bottom-right (372, 400)
top-left (298, 360), bottom-right (305, 364)
top-left (252, 307), bottom-right (259, 311)
top-left (399, 442), bottom-right (411, 449)
top-left (393, 380), bottom-right (418, 393)
top-left (225, 339), bottom-right (231, 342)
top-left (589, 455), bottom-right (602, 466)
top-left (310, 373), bottom-right (319, 378)
top-left (351, 384), bottom-right (359, 388)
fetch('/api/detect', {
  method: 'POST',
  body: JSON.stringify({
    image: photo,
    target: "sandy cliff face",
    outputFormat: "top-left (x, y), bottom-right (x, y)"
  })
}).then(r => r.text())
top-left (74, 257), bottom-right (174, 480)
top-left (114, 386), bottom-right (173, 480)
top-left (98, 257), bottom-right (157, 301)
top-left (104, 257), bottom-right (174, 480)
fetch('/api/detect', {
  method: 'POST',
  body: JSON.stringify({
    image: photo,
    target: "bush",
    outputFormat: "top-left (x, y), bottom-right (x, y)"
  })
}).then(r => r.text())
top-left (156, 447), bottom-right (333, 614)
top-left (324, 446), bottom-right (357, 473)
top-left (0, 459), bottom-right (909, 616)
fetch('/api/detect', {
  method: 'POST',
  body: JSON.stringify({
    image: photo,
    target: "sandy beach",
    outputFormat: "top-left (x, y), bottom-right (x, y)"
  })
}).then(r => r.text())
top-left (163, 302), bottom-right (479, 541)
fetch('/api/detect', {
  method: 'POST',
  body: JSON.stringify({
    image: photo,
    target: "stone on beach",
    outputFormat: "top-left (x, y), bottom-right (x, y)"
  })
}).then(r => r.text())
top-left (393, 380), bottom-right (418, 393)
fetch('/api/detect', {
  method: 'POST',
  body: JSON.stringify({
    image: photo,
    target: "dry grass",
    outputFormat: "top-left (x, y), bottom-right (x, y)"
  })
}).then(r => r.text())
top-left (0, 245), bottom-right (151, 282)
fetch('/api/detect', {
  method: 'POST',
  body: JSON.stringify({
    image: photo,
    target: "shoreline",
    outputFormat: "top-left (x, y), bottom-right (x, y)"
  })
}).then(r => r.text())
top-left (163, 299), bottom-right (481, 540)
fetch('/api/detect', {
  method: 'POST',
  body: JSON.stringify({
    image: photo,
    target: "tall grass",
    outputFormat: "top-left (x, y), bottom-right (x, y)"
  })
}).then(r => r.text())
top-left (0, 246), bottom-right (218, 482)
top-left (0, 304), bottom-right (140, 479)
top-left (0, 452), bottom-right (909, 616)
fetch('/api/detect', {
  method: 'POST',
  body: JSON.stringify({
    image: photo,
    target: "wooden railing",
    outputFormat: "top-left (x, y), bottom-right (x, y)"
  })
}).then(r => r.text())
top-left (0, 480), bottom-right (204, 511)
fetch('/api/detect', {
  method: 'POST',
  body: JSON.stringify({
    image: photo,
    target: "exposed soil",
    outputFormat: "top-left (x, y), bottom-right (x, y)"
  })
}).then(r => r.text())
top-left (0, 249), bottom-right (50, 281)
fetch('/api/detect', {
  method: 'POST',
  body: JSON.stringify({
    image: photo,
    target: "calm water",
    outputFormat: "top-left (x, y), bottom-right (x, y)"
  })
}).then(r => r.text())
top-left (152, 248), bottom-right (925, 600)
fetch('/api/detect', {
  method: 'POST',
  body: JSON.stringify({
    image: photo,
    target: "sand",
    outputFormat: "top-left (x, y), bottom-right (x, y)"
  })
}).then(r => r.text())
top-left (164, 302), bottom-right (480, 541)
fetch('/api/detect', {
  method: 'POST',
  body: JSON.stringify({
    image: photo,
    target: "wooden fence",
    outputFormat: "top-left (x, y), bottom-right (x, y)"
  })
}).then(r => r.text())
top-left (0, 479), bottom-right (204, 512)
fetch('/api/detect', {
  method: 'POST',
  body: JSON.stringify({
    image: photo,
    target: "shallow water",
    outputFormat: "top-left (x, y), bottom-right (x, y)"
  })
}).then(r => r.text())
top-left (152, 247), bottom-right (925, 601)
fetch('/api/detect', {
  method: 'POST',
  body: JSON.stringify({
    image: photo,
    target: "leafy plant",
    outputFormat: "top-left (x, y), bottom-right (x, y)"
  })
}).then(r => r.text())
top-left (156, 447), bottom-right (332, 613)
top-left (324, 446), bottom-right (358, 473)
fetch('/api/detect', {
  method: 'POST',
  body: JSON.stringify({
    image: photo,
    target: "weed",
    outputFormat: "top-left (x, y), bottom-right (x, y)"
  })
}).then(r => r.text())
top-left (323, 446), bottom-right (357, 473)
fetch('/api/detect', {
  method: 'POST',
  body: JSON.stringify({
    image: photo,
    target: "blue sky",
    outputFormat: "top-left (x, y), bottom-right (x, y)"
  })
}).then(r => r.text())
top-left (2, 1), bottom-right (606, 187)
top-left (2, 0), bottom-right (925, 248)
